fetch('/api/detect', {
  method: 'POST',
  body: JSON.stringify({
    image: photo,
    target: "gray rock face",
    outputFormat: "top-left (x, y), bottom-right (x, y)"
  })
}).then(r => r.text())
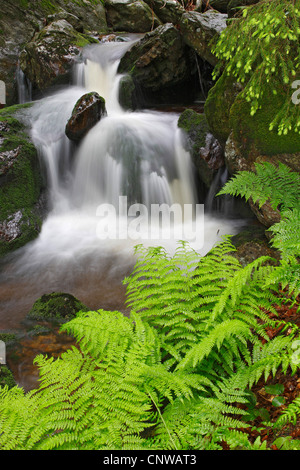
top-left (180, 10), bottom-right (228, 66)
top-left (104, 0), bottom-right (162, 32)
top-left (65, 92), bottom-right (106, 142)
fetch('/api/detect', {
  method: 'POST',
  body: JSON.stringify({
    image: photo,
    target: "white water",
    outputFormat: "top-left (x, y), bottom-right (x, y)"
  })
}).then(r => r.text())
top-left (0, 38), bottom-right (243, 328)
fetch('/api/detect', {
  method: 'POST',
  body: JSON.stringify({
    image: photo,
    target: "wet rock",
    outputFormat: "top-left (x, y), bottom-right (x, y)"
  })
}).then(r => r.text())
top-left (65, 92), bottom-right (106, 142)
top-left (27, 292), bottom-right (89, 323)
top-left (0, 0), bottom-right (108, 106)
top-left (118, 75), bottom-right (139, 111)
top-left (118, 23), bottom-right (194, 104)
top-left (104, 0), bottom-right (161, 32)
top-left (179, 10), bottom-right (228, 66)
top-left (19, 20), bottom-right (98, 92)
top-left (143, 0), bottom-right (185, 24)
top-left (0, 103), bottom-right (45, 258)
top-left (178, 108), bottom-right (224, 188)
top-left (231, 225), bottom-right (281, 267)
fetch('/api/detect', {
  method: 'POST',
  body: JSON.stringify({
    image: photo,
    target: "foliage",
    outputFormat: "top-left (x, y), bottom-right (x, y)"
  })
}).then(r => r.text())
top-left (212, 0), bottom-right (300, 136)
top-left (219, 161), bottom-right (300, 297)
top-left (0, 234), bottom-right (300, 450)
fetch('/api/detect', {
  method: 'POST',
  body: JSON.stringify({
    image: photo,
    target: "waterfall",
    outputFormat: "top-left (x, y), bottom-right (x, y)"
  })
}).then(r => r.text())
top-left (16, 63), bottom-right (32, 104)
top-left (0, 37), bottom-right (243, 329)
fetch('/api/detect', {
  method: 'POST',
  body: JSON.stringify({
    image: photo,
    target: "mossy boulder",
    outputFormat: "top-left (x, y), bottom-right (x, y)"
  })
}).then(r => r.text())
top-left (19, 20), bottom-right (99, 93)
top-left (204, 72), bottom-right (243, 147)
top-left (27, 292), bottom-right (89, 323)
top-left (229, 82), bottom-right (300, 159)
top-left (104, 0), bottom-right (161, 32)
top-left (0, 0), bottom-right (108, 105)
top-left (0, 104), bottom-right (46, 258)
top-left (204, 72), bottom-right (300, 173)
top-left (118, 23), bottom-right (195, 105)
top-left (178, 108), bottom-right (224, 188)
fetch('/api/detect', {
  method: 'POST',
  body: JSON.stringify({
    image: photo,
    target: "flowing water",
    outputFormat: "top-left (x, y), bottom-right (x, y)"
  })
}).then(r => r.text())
top-left (1, 37), bottom-right (244, 343)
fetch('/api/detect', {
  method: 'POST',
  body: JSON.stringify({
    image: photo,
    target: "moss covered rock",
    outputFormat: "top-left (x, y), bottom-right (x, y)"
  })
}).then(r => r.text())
top-left (118, 23), bottom-right (195, 105)
top-left (104, 0), bottom-right (161, 33)
top-left (19, 19), bottom-right (99, 92)
top-left (0, 0), bottom-right (108, 105)
top-left (0, 104), bottom-right (45, 258)
top-left (27, 292), bottom-right (89, 323)
top-left (204, 72), bottom-right (243, 147)
top-left (205, 72), bottom-right (300, 173)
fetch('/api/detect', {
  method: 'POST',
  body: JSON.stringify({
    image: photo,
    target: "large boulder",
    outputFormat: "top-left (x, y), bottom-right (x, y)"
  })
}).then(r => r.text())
top-left (0, 104), bottom-right (45, 258)
top-left (205, 72), bottom-right (300, 168)
top-left (204, 71), bottom-right (300, 226)
top-left (19, 20), bottom-right (98, 93)
top-left (104, 0), bottom-right (162, 32)
top-left (118, 23), bottom-right (196, 105)
top-left (179, 10), bottom-right (228, 66)
top-left (65, 92), bottom-right (106, 142)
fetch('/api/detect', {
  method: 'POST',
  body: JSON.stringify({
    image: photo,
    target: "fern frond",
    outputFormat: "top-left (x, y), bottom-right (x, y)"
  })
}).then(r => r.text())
top-left (218, 161), bottom-right (300, 211)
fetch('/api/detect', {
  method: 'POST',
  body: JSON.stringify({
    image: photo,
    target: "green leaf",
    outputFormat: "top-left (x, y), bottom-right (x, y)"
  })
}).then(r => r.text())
top-left (265, 384), bottom-right (285, 395)
top-left (272, 396), bottom-right (286, 407)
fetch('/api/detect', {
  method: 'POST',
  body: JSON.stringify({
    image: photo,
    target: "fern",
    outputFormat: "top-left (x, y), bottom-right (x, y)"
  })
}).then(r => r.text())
top-left (219, 161), bottom-right (300, 297)
top-left (0, 238), bottom-right (299, 450)
top-left (218, 161), bottom-right (300, 212)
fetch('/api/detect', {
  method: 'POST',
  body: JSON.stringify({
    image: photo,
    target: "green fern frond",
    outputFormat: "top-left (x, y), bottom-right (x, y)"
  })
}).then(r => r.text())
top-left (218, 161), bottom-right (300, 211)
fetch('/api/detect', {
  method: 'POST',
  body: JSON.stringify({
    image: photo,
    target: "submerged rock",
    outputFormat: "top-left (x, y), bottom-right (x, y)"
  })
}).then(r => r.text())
top-left (0, 104), bottom-right (46, 258)
top-left (65, 92), bottom-right (106, 142)
top-left (104, 0), bottom-right (161, 32)
top-left (27, 292), bottom-right (89, 323)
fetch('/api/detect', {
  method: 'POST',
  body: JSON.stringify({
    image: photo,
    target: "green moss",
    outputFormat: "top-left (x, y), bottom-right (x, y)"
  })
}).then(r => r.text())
top-left (27, 292), bottom-right (89, 323)
top-left (178, 108), bottom-right (209, 153)
top-left (229, 81), bottom-right (300, 157)
top-left (0, 365), bottom-right (16, 389)
top-left (0, 104), bottom-right (44, 257)
top-left (204, 72), bottom-right (243, 146)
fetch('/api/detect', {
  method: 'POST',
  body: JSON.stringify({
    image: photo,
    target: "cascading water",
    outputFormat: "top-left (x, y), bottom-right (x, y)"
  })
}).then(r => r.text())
top-left (0, 37), bottom-right (243, 331)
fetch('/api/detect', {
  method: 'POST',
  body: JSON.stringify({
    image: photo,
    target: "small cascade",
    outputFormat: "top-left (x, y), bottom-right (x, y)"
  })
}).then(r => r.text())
top-left (16, 63), bottom-right (32, 104)
top-left (0, 35), bottom-right (244, 331)
top-left (205, 166), bottom-right (236, 216)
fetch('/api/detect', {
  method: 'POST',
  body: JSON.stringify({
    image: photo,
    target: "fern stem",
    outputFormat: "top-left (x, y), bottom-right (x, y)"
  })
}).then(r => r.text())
top-left (147, 389), bottom-right (178, 450)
